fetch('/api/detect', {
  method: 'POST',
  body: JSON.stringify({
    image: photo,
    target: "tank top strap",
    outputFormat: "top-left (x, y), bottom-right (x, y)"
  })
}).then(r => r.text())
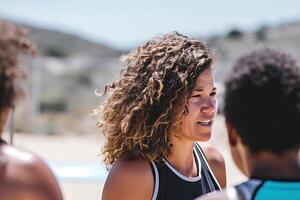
top-left (194, 142), bottom-right (221, 193)
top-left (150, 161), bottom-right (159, 200)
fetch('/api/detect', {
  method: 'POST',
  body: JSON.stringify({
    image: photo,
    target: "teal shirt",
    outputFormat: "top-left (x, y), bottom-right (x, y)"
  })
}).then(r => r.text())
top-left (235, 179), bottom-right (300, 200)
top-left (255, 181), bottom-right (300, 200)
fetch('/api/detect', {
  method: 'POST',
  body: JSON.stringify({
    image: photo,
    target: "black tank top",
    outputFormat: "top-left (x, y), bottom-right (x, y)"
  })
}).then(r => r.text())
top-left (150, 143), bottom-right (221, 200)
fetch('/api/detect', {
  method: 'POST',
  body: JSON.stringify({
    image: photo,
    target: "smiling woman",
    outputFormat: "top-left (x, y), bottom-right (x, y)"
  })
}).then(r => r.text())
top-left (97, 32), bottom-right (226, 200)
top-left (181, 68), bottom-right (217, 142)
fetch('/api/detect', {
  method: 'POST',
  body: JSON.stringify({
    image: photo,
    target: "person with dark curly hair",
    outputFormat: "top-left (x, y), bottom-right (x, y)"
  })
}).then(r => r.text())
top-left (0, 21), bottom-right (63, 200)
top-left (98, 32), bottom-right (226, 200)
top-left (197, 48), bottom-right (300, 200)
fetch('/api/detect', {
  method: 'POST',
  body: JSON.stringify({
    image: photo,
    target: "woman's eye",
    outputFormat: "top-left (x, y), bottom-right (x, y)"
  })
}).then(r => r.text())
top-left (191, 94), bottom-right (201, 98)
top-left (210, 92), bottom-right (216, 97)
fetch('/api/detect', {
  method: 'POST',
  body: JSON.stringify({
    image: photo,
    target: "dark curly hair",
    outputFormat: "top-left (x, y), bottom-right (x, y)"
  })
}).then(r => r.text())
top-left (224, 48), bottom-right (300, 153)
top-left (0, 21), bottom-right (35, 110)
top-left (97, 32), bottom-right (214, 165)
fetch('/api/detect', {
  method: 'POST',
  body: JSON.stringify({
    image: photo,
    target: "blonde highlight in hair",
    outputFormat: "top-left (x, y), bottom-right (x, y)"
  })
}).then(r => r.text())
top-left (98, 32), bottom-right (213, 166)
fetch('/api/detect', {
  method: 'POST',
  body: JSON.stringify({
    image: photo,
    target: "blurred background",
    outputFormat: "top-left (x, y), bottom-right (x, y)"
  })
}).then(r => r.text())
top-left (1, 0), bottom-right (300, 199)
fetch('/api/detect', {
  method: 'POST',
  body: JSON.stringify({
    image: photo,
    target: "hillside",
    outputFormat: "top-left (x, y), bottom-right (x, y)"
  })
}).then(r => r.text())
top-left (20, 22), bottom-right (124, 58)
top-left (2, 19), bottom-right (300, 134)
top-left (205, 21), bottom-right (300, 82)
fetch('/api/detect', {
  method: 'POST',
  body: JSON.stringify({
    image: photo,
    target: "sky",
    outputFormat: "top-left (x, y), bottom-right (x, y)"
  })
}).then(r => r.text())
top-left (0, 0), bottom-right (299, 50)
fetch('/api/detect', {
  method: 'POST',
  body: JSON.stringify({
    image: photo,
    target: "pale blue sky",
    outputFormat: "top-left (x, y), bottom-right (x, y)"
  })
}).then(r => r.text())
top-left (0, 0), bottom-right (299, 50)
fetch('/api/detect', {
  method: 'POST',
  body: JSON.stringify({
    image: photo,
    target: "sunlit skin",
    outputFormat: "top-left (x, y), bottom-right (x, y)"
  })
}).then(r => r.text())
top-left (179, 68), bottom-right (217, 142)
top-left (101, 68), bottom-right (226, 200)
top-left (0, 107), bottom-right (63, 200)
top-left (166, 68), bottom-right (225, 184)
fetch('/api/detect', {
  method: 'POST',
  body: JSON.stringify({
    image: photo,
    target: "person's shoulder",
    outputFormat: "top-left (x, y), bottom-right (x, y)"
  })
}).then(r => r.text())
top-left (2, 144), bottom-right (53, 180)
top-left (108, 156), bottom-right (153, 183)
top-left (1, 144), bottom-right (63, 200)
top-left (102, 156), bottom-right (154, 200)
top-left (198, 142), bottom-right (227, 188)
top-left (199, 143), bottom-right (225, 165)
top-left (2, 143), bottom-right (43, 166)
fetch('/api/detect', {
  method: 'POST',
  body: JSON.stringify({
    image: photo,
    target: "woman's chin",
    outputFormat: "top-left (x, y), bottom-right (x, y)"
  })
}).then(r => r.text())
top-left (195, 132), bottom-right (211, 142)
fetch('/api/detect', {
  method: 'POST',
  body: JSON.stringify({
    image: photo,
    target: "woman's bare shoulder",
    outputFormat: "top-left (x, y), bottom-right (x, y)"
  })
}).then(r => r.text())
top-left (101, 156), bottom-right (154, 200)
top-left (0, 144), bottom-right (63, 200)
top-left (198, 143), bottom-right (227, 188)
top-left (199, 143), bottom-right (224, 164)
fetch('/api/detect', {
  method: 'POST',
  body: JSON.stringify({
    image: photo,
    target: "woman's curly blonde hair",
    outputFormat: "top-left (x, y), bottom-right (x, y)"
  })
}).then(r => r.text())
top-left (98, 32), bottom-right (213, 166)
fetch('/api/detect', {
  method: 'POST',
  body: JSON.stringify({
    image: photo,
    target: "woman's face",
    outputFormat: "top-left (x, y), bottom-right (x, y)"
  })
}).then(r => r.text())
top-left (179, 68), bottom-right (217, 142)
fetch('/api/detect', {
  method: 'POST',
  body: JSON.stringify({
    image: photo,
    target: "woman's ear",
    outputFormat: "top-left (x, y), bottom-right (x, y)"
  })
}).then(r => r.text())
top-left (225, 119), bottom-right (249, 176)
top-left (225, 120), bottom-right (239, 147)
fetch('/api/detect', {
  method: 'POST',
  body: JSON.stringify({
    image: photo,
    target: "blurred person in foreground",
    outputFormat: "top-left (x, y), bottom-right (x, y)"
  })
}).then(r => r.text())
top-left (98, 32), bottom-right (226, 200)
top-left (196, 48), bottom-right (300, 200)
top-left (0, 21), bottom-right (63, 200)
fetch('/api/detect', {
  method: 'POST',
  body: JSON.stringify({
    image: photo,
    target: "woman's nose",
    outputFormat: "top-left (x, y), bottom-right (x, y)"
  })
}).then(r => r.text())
top-left (200, 99), bottom-right (216, 114)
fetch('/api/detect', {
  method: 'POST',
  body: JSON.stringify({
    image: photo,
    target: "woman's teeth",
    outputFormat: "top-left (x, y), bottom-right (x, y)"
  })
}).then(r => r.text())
top-left (197, 120), bottom-right (212, 126)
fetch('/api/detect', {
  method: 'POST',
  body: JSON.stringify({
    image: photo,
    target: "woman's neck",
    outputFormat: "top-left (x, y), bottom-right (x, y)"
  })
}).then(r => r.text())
top-left (165, 135), bottom-right (197, 177)
top-left (248, 149), bottom-right (300, 180)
